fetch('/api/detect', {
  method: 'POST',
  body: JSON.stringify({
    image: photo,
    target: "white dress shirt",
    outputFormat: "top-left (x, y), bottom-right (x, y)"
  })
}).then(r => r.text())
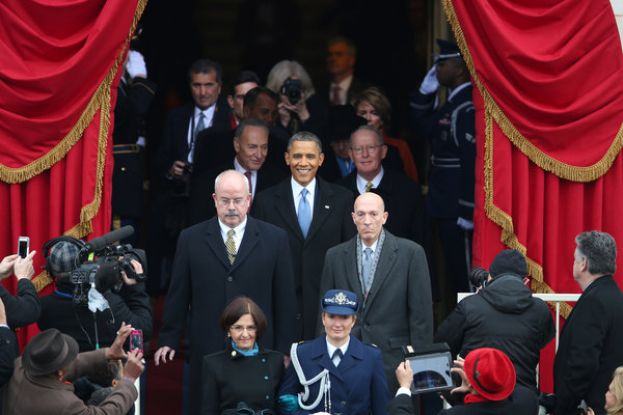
top-left (218, 216), bottom-right (247, 252)
top-left (291, 177), bottom-right (316, 215)
top-left (356, 168), bottom-right (384, 194)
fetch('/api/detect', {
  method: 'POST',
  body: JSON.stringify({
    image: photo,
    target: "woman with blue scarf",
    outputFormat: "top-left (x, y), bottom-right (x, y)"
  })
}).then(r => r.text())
top-left (202, 297), bottom-right (285, 415)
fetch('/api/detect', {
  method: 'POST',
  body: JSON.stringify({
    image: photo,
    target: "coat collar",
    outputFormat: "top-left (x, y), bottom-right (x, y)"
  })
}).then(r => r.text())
top-left (204, 217), bottom-right (260, 270)
top-left (308, 335), bottom-right (364, 381)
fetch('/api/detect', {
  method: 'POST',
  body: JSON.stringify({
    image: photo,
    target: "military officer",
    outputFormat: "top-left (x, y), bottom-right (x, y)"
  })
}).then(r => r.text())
top-left (278, 289), bottom-right (388, 415)
top-left (411, 39), bottom-right (475, 302)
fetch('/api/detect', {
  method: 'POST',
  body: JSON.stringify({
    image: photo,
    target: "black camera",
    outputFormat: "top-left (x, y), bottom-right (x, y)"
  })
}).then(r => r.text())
top-left (469, 267), bottom-right (489, 290)
top-left (66, 227), bottom-right (147, 305)
top-left (280, 78), bottom-right (303, 105)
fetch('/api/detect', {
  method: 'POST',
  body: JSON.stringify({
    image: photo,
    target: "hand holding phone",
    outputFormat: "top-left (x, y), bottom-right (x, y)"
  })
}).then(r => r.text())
top-left (129, 329), bottom-right (143, 354)
top-left (18, 236), bottom-right (29, 258)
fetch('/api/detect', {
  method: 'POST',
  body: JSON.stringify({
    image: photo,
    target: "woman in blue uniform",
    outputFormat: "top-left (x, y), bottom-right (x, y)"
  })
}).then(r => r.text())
top-left (278, 289), bottom-right (388, 415)
top-left (202, 297), bottom-right (285, 415)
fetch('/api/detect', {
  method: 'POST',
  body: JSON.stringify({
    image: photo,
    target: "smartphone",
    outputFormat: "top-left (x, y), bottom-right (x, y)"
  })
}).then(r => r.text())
top-left (129, 329), bottom-right (143, 354)
top-left (18, 236), bottom-right (30, 258)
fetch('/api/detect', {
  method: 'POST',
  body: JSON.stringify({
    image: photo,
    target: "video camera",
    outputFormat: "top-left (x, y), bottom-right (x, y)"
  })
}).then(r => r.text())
top-left (66, 226), bottom-right (147, 305)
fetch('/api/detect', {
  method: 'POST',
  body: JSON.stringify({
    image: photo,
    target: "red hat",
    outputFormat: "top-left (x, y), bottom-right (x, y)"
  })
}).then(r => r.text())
top-left (463, 348), bottom-right (516, 401)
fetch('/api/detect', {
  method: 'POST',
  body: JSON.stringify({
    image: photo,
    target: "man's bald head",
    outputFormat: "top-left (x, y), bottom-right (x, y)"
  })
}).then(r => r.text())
top-left (213, 170), bottom-right (251, 228)
top-left (352, 192), bottom-right (388, 246)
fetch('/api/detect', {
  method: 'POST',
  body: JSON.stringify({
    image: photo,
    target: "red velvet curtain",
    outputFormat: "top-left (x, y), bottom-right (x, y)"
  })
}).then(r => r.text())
top-left (444, 0), bottom-right (623, 391)
top-left (0, 0), bottom-right (146, 345)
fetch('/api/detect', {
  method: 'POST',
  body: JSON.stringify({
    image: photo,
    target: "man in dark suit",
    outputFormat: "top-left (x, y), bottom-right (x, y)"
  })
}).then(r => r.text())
top-left (254, 131), bottom-right (355, 339)
top-left (319, 192), bottom-right (432, 394)
top-left (148, 59), bottom-right (231, 294)
top-left (154, 170), bottom-right (298, 415)
top-left (321, 37), bottom-right (367, 106)
top-left (188, 118), bottom-right (285, 225)
top-left (554, 231), bottom-right (623, 415)
top-left (338, 125), bottom-right (423, 243)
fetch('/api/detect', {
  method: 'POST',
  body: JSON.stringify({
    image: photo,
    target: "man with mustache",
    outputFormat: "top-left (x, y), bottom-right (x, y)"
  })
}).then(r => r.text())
top-left (154, 170), bottom-right (298, 415)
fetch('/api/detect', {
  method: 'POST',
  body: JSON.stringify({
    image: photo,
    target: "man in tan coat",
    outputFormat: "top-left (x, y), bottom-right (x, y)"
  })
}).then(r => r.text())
top-left (4, 324), bottom-right (143, 415)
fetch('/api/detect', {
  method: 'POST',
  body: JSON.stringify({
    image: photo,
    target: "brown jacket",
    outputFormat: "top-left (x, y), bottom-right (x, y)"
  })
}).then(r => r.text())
top-left (3, 349), bottom-right (137, 415)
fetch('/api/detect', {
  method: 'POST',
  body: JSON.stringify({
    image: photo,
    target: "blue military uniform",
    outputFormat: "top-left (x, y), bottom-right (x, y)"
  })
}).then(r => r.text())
top-left (278, 290), bottom-right (389, 415)
top-left (279, 336), bottom-right (388, 415)
top-left (411, 40), bottom-right (476, 296)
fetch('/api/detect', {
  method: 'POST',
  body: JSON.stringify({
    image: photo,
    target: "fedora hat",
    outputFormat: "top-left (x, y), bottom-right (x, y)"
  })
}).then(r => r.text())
top-left (23, 329), bottom-right (79, 376)
top-left (463, 348), bottom-right (516, 401)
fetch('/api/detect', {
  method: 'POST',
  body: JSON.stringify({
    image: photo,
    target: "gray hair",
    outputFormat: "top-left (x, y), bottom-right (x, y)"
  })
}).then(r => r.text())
top-left (287, 131), bottom-right (323, 152)
top-left (575, 231), bottom-right (617, 275)
top-left (350, 125), bottom-right (385, 146)
top-left (234, 118), bottom-right (269, 140)
top-left (266, 60), bottom-right (316, 97)
top-left (214, 170), bottom-right (250, 196)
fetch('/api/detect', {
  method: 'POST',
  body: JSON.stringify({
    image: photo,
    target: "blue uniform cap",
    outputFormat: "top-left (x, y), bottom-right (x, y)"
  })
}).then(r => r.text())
top-left (322, 289), bottom-right (358, 315)
top-left (435, 39), bottom-right (462, 63)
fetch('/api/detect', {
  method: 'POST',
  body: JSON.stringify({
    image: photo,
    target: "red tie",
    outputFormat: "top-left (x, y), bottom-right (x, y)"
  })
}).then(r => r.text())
top-left (331, 84), bottom-right (342, 105)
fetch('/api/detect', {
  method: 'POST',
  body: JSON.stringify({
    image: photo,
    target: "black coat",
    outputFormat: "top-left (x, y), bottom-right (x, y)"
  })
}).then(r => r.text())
top-left (337, 169), bottom-right (424, 243)
top-left (253, 178), bottom-right (355, 339)
top-left (38, 282), bottom-right (153, 352)
top-left (202, 345), bottom-right (284, 415)
top-left (0, 279), bottom-right (40, 329)
top-left (158, 216), bottom-right (298, 415)
top-left (155, 99), bottom-right (231, 178)
top-left (435, 385), bottom-right (539, 415)
top-left (554, 275), bottom-right (623, 415)
top-left (435, 274), bottom-right (554, 391)
top-left (0, 327), bottom-right (17, 412)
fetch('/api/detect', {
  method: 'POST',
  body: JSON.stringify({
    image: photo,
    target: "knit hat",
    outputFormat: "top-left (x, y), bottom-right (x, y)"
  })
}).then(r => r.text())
top-left (463, 348), bottom-right (516, 401)
top-left (489, 249), bottom-right (528, 278)
top-left (47, 239), bottom-right (82, 276)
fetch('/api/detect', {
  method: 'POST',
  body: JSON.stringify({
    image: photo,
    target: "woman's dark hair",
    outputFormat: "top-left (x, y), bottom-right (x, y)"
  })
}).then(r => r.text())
top-left (219, 296), bottom-right (268, 339)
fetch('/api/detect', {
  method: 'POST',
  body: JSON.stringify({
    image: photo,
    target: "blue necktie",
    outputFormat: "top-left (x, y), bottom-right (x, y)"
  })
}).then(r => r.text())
top-left (297, 188), bottom-right (311, 237)
top-left (362, 247), bottom-right (373, 294)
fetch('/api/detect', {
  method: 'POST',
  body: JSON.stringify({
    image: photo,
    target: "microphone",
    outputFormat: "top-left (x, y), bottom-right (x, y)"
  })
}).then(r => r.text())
top-left (85, 226), bottom-right (135, 252)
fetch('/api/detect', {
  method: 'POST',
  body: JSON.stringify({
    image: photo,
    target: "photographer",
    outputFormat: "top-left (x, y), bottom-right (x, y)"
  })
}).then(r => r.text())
top-left (434, 249), bottom-right (554, 393)
top-left (388, 348), bottom-right (539, 415)
top-left (266, 60), bottom-right (327, 138)
top-left (3, 325), bottom-right (144, 414)
top-left (0, 250), bottom-right (40, 328)
top-left (37, 238), bottom-right (152, 352)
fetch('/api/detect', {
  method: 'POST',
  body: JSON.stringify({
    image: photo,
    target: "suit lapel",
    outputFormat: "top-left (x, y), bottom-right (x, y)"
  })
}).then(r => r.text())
top-left (306, 179), bottom-right (333, 242)
top-left (231, 217), bottom-right (259, 271)
top-left (343, 239), bottom-right (364, 300)
top-left (311, 336), bottom-right (344, 381)
top-left (364, 232), bottom-right (398, 313)
top-left (338, 336), bottom-right (363, 375)
top-left (204, 219), bottom-right (231, 269)
top-left (274, 180), bottom-right (305, 239)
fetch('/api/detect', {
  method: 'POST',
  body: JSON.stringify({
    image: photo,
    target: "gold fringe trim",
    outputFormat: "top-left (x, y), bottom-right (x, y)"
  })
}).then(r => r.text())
top-left (482, 106), bottom-right (573, 318)
top-left (32, 0), bottom-right (148, 292)
top-left (442, 0), bottom-right (623, 183)
top-left (0, 0), bottom-right (149, 184)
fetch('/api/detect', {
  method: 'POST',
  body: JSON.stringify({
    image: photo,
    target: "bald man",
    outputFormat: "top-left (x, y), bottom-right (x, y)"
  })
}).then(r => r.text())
top-left (155, 170), bottom-right (297, 415)
top-left (319, 192), bottom-right (433, 394)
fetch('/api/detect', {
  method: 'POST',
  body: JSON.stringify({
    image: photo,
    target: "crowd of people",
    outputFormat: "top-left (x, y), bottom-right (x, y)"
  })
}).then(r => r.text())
top-left (0, 34), bottom-right (622, 415)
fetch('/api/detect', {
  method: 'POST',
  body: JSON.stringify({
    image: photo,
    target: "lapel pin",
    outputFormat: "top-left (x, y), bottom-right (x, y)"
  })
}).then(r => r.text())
top-left (324, 205), bottom-right (330, 209)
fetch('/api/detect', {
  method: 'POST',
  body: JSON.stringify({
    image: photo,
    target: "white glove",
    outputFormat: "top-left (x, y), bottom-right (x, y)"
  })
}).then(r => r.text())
top-left (457, 217), bottom-right (474, 231)
top-left (419, 65), bottom-right (439, 95)
top-left (126, 50), bottom-right (147, 79)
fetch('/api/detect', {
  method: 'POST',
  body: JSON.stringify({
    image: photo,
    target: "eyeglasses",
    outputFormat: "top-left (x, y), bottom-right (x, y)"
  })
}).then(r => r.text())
top-left (230, 325), bottom-right (257, 333)
top-left (351, 144), bottom-right (384, 155)
top-left (217, 197), bottom-right (247, 207)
